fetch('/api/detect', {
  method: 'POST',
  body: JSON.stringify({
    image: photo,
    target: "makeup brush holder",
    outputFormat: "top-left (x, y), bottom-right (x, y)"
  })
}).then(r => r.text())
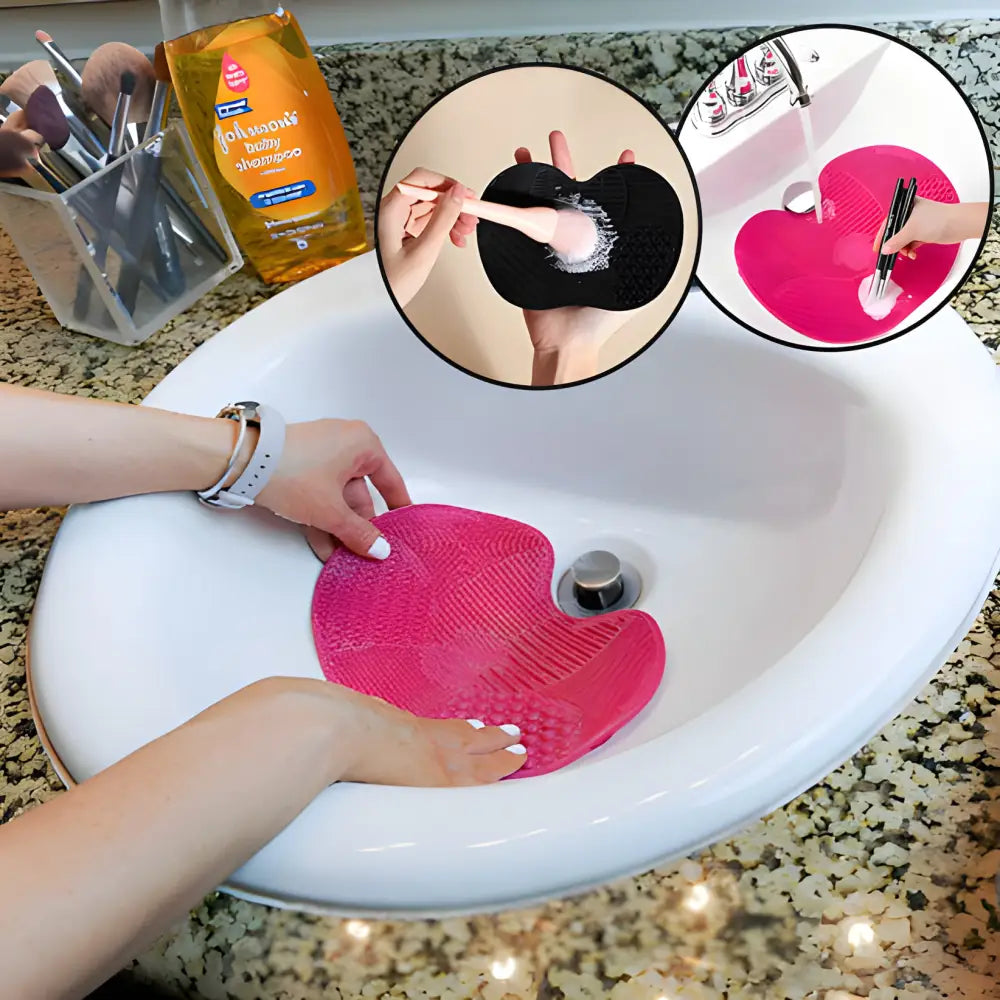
top-left (0, 121), bottom-right (242, 346)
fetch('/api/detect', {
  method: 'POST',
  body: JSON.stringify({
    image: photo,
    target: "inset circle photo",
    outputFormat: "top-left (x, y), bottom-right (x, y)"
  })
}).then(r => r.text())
top-left (375, 64), bottom-right (701, 388)
top-left (678, 24), bottom-right (993, 352)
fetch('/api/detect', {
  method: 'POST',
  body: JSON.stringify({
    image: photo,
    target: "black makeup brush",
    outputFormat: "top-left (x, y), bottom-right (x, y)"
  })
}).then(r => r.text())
top-left (118, 130), bottom-right (186, 311)
top-left (106, 70), bottom-right (136, 163)
top-left (874, 177), bottom-right (918, 300)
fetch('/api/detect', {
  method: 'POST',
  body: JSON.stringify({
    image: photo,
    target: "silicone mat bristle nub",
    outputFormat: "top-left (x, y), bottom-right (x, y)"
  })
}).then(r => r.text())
top-left (477, 161), bottom-right (683, 312)
top-left (311, 504), bottom-right (666, 779)
top-left (734, 145), bottom-right (961, 344)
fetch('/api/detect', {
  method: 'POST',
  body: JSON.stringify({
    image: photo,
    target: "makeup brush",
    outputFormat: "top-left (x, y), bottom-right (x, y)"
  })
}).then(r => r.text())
top-left (8, 78), bottom-right (98, 180)
top-left (396, 180), bottom-right (600, 261)
top-left (0, 130), bottom-right (54, 192)
top-left (34, 29), bottom-right (84, 94)
top-left (106, 70), bottom-right (136, 163)
top-left (0, 60), bottom-right (105, 160)
top-left (0, 96), bottom-right (75, 190)
top-left (873, 177), bottom-right (917, 300)
top-left (25, 86), bottom-right (70, 151)
top-left (0, 108), bottom-right (29, 132)
top-left (71, 70), bottom-right (137, 320)
top-left (82, 43), bottom-right (155, 129)
top-left (143, 43), bottom-right (172, 140)
top-left (23, 86), bottom-right (83, 190)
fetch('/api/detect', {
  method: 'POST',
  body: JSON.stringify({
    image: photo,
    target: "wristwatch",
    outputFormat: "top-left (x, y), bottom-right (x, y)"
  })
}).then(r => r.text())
top-left (197, 401), bottom-right (286, 510)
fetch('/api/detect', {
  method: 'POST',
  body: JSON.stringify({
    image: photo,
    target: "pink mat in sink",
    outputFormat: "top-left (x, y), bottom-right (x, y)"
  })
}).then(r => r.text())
top-left (734, 145), bottom-right (960, 344)
top-left (310, 503), bottom-right (666, 779)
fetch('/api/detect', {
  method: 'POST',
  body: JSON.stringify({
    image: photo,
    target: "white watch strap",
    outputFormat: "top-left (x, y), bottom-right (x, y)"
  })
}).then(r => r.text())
top-left (213, 404), bottom-right (286, 510)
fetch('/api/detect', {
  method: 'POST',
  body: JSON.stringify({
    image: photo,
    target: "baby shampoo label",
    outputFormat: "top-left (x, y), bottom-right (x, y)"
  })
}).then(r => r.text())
top-left (212, 37), bottom-right (337, 223)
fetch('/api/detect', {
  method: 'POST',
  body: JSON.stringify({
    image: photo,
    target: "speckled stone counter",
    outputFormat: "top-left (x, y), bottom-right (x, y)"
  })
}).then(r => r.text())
top-left (2, 19), bottom-right (1000, 1000)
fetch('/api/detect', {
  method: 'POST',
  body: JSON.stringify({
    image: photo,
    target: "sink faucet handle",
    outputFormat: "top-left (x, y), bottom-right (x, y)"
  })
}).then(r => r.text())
top-left (726, 55), bottom-right (756, 107)
top-left (697, 79), bottom-right (727, 127)
top-left (754, 44), bottom-right (784, 87)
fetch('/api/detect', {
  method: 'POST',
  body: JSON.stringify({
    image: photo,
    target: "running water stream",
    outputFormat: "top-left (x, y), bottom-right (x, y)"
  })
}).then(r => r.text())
top-left (798, 103), bottom-right (823, 224)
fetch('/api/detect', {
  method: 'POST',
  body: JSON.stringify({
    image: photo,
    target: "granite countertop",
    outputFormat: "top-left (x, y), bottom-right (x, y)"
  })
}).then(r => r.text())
top-left (2, 19), bottom-right (1000, 1000)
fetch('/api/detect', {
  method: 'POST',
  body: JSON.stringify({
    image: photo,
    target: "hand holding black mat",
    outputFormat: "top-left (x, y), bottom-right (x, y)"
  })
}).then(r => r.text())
top-left (477, 160), bottom-right (683, 312)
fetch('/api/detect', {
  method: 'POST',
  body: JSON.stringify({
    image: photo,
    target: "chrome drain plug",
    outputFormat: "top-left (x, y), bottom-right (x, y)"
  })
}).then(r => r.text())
top-left (557, 550), bottom-right (642, 617)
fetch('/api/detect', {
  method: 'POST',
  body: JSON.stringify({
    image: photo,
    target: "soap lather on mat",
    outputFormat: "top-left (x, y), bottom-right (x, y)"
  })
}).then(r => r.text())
top-left (311, 504), bottom-right (666, 779)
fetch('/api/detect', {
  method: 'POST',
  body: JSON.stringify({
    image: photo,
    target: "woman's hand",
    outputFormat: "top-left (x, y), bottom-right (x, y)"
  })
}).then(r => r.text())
top-left (377, 167), bottom-right (479, 307)
top-left (515, 131), bottom-right (641, 386)
top-left (0, 386), bottom-right (409, 563)
top-left (256, 418), bottom-right (411, 562)
top-left (874, 198), bottom-right (990, 259)
top-left (0, 676), bottom-right (525, 999)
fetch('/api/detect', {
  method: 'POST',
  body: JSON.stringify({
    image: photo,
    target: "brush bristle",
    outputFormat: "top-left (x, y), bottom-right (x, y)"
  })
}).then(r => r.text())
top-left (120, 70), bottom-right (136, 97)
top-left (34, 29), bottom-right (53, 44)
top-left (0, 130), bottom-right (40, 175)
top-left (25, 85), bottom-right (69, 149)
top-left (81, 44), bottom-right (155, 124)
top-left (0, 60), bottom-right (57, 109)
top-left (153, 42), bottom-right (170, 83)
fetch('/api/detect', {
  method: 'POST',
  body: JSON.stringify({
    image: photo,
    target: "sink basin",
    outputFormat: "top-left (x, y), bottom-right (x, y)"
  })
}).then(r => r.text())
top-left (681, 27), bottom-right (992, 349)
top-left (28, 251), bottom-right (1000, 916)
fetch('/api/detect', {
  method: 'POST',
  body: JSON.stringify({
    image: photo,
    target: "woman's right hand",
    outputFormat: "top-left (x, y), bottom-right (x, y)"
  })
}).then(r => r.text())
top-left (875, 198), bottom-right (990, 259)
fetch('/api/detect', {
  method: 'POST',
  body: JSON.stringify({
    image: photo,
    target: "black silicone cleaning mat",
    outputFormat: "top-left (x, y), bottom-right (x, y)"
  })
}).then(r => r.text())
top-left (476, 161), bottom-right (684, 311)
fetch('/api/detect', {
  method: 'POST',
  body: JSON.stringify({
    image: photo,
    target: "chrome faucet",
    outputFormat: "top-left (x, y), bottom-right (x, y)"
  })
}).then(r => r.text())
top-left (686, 37), bottom-right (818, 136)
top-left (770, 37), bottom-right (811, 108)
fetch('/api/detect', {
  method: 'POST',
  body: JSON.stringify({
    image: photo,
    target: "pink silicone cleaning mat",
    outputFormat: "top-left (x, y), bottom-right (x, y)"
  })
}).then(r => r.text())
top-left (734, 145), bottom-right (960, 344)
top-left (311, 504), bottom-right (666, 779)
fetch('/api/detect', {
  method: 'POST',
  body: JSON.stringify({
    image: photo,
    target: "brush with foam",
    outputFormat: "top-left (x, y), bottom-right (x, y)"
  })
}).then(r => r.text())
top-left (396, 180), bottom-right (600, 263)
top-left (871, 176), bottom-right (918, 301)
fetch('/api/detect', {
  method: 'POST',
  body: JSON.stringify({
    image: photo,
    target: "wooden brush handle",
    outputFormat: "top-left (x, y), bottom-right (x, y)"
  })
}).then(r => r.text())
top-left (396, 181), bottom-right (557, 243)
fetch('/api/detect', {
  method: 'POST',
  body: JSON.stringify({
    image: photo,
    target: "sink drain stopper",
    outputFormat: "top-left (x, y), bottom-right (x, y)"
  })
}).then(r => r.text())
top-left (557, 550), bottom-right (642, 617)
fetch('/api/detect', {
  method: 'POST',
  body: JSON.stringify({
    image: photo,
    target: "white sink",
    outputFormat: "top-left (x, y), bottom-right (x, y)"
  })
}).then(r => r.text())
top-left (28, 251), bottom-right (1000, 916)
top-left (681, 27), bottom-right (992, 349)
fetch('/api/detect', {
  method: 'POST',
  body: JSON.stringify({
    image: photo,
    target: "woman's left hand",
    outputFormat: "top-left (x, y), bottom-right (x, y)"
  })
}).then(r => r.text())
top-left (256, 418), bottom-right (411, 562)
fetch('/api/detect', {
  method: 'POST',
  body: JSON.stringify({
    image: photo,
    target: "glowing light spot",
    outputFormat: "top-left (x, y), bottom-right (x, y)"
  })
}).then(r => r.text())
top-left (685, 883), bottom-right (711, 912)
top-left (490, 956), bottom-right (517, 980)
top-left (848, 920), bottom-right (876, 949)
top-left (345, 919), bottom-right (370, 941)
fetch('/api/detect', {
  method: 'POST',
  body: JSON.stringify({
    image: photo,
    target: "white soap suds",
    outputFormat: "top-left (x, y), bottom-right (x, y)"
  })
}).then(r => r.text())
top-left (859, 273), bottom-right (903, 320)
top-left (547, 193), bottom-right (618, 274)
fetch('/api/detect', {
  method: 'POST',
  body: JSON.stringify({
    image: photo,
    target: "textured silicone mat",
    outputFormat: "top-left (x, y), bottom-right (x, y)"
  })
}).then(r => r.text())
top-left (311, 504), bottom-right (666, 779)
top-left (477, 161), bottom-right (683, 312)
top-left (734, 145), bottom-right (960, 344)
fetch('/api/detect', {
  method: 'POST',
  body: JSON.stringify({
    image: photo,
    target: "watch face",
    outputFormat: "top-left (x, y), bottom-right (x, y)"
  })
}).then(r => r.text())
top-left (232, 401), bottom-right (262, 423)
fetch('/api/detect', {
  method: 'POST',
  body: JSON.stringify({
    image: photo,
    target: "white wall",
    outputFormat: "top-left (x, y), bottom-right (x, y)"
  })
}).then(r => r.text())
top-left (0, 0), bottom-right (993, 69)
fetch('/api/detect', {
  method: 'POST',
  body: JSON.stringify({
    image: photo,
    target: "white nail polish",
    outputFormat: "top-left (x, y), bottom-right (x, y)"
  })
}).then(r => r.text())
top-left (367, 536), bottom-right (391, 560)
top-left (466, 719), bottom-right (485, 729)
top-left (499, 724), bottom-right (521, 738)
top-left (505, 744), bottom-right (527, 755)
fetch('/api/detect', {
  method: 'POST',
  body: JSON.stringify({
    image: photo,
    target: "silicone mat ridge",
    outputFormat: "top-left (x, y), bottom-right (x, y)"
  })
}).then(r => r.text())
top-left (311, 504), bottom-right (666, 778)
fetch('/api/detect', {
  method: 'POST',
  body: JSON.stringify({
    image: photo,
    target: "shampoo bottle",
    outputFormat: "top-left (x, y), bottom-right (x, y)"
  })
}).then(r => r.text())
top-left (159, 1), bottom-right (367, 284)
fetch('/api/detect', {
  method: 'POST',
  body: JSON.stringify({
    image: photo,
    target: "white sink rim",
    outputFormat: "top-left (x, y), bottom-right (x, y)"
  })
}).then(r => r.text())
top-left (27, 252), bottom-right (1000, 916)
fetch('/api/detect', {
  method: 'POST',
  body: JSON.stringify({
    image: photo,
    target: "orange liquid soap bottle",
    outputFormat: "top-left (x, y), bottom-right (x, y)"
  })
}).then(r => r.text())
top-left (160, 1), bottom-right (367, 284)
